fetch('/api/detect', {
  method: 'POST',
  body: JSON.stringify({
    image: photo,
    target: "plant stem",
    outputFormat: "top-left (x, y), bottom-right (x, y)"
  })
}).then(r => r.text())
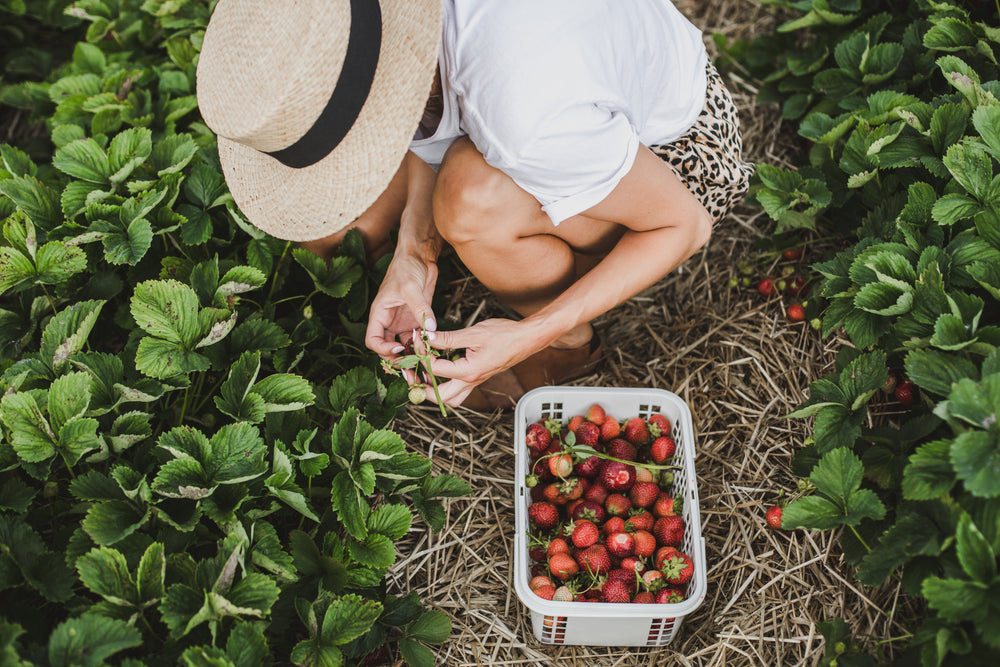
top-left (39, 283), bottom-right (58, 316)
top-left (873, 634), bottom-right (913, 646)
top-left (849, 524), bottom-right (872, 552)
top-left (177, 385), bottom-right (192, 426)
top-left (264, 241), bottom-right (292, 313)
top-left (191, 373), bottom-right (226, 415)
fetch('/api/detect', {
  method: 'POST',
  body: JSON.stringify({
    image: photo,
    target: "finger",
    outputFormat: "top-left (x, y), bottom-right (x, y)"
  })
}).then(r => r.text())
top-left (365, 312), bottom-right (401, 358)
top-left (433, 378), bottom-right (475, 408)
top-left (402, 289), bottom-right (437, 334)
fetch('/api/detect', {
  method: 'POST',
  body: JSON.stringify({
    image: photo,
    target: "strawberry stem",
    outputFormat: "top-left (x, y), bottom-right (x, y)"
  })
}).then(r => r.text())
top-left (568, 444), bottom-right (680, 474)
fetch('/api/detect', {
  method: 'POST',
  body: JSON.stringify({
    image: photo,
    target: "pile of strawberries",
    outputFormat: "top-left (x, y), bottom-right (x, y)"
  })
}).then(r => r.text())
top-left (523, 403), bottom-right (695, 605)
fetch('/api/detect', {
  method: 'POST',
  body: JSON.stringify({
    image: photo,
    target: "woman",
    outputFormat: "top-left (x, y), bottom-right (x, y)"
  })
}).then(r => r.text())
top-left (196, 0), bottom-right (753, 410)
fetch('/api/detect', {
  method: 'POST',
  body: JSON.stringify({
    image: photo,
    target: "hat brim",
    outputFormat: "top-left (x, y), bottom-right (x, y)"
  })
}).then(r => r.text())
top-left (216, 0), bottom-right (443, 242)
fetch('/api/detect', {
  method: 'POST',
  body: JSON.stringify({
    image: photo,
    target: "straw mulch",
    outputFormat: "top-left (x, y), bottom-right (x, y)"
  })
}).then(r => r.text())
top-left (389, 2), bottom-right (924, 665)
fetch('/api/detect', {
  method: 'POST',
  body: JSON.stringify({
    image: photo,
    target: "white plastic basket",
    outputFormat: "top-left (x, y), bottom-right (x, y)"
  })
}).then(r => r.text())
top-left (512, 386), bottom-right (707, 647)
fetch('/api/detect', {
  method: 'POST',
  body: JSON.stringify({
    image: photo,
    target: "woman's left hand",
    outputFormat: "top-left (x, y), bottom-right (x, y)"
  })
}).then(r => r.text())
top-left (420, 318), bottom-right (543, 407)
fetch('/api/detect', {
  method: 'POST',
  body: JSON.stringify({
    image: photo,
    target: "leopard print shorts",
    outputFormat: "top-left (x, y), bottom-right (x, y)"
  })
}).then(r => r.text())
top-left (650, 62), bottom-right (754, 226)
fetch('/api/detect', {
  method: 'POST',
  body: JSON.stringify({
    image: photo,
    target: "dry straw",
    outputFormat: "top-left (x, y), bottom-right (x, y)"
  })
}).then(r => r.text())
top-left (390, 1), bottom-right (924, 665)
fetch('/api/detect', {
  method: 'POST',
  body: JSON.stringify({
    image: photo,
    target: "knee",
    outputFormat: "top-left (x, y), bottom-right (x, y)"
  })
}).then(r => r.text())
top-left (433, 139), bottom-right (507, 245)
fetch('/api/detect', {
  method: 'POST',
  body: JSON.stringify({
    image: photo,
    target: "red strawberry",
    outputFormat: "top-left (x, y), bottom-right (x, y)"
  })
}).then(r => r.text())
top-left (655, 587), bottom-right (685, 604)
top-left (604, 493), bottom-right (632, 517)
top-left (787, 275), bottom-right (809, 296)
top-left (661, 552), bottom-right (694, 585)
top-left (894, 380), bottom-right (916, 407)
top-left (648, 413), bottom-right (671, 437)
top-left (642, 569), bottom-right (664, 588)
top-left (584, 403), bottom-right (607, 426)
top-left (654, 546), bottom-right (678, 570)
top-left (606, 438), bottom-right (637, 461)
top-left (548, 552), bottom-right (580, 580)
top-left (765, 505), bottom-right (783, 530)
top-left (652, 494), bottom-right (677, 518)
top-left (633, 591), bottom-right (655, 604)
top-left (527, 502), bottom-right (560, 530)
top-left (567, 415), bottom-right (585, 433)
top-left (601, 578), bottom-right (632, 603)
top-left (602, 516), bottom-right (626, 535)
top-left (576, 544), bottom-right (612, 576)
top-left (629, 482), bottom-right (660, 509)
top-left (583, 482), bottom-right (609, 506)
top-left (653, 516), bottom-right (685, 547)
top-left (570, 500), bottom-right (606, 524)
top-left (606, 532), bottom-right (635, 558)
top-left (525, 422), bottom-right (552, 454)
top-left (529, 575), bottom-right (554, 591)
top-left (530, 456), bottom-right (554, 483)
top-left (622, 417), bottom-right (650, 445)
top-left (574, 420), bottom-right (601, 447)
top-left (546, 537), bottom-right (571, 558)
top-left (782, 247), bottom-right (803, 260)
top-left (632, 529), bottom-right (657, 557)
top-left (757, 278), bottom-right (775, 296)
top-left (534, 584), bottom-right (556, 600)
top-left (625, 510), bottom-right (654, 532)
top-left (600, 418), bottom-right (620, 441)
top-left (621, 556), bottom-right (645, 574)
top-left (573, 454), bottom-right (603, 478)
top-left (599, 461), bottom-right (637, 492)
top-left (570, 520), bottom-right (600, 548)
top-left (549, 453), bottom-right (574, 478)
top-left (649, 436), bottom-right (676, 464)
top-left (786, 304), bottom-right (805, 322)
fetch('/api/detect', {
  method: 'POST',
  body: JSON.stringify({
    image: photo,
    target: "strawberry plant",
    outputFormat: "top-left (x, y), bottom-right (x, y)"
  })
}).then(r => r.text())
top-left (0, 2), bottom-right (470, 665)
top-left (734, 0), bottom-right (1000, 663)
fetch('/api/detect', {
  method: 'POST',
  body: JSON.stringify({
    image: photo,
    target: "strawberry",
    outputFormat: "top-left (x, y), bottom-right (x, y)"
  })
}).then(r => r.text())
top-left (655, 587), bottom-right (685, 604)
top-left (621, 556), bottom-right (645, 574)
top-left (566, 415), bottom-right (585, 433)
top-left (534, 584), bottom-right (556, 600)
top-left (649, 436), bottom-right (676, 463)
top-left (782, 247), bottom-right (803, 260)
top-left (601, 578), bottom-right (632, 603)
top-left (633, 591), bottom-right (655, 604)
top-left (525, 422), bottom-right (552, 454)
top-left (570, 500), bottom-right (606, 524)
top-left (765, 505), bottom-right (783, 530)
top-left (599, 461), bottom-right (637, 492)
top-left (546, 537), bottom-right (571, 558)
top-left (605, 493), bottom-right (632, 517)
top-left (642, 569), bottom-right (664, 589)
top-left (757, 277), bottom-right (775, 296)
top-left (786, 304), bottom-right (805, 322)
top-left (622, 417), bottom-right (650, 445)
top-left (894, 380), bottom-right (916, 407)
top-left (570, 520), bottom-right (600, 548)
top-left (583, 483), bottom-right (609, 506)
top-left (648, 413), bottom-right (672, 437)
top-left (574, 420), bottom-right (601, 447)
top-left (634, 467), bottom-right (654, 483)
top-left (548, 552), bottom-right (580, 580)
top-left (573, 453), bottom-right (603, 478)
top-left (527, 502), bottom-right (560, 530)
top-left (654, 546), bottom-right (678, 570)
top-left (548, 453), bottom-right (574, 478)
top-left (625, 510), bottom-right (654, 532)
top-left (632, 529), bottom-right (657, 557)
top-left (605, 438), bottom-right (637, 461)
top-left (653, 516), bottom-right (685, 547)
top-left (529, 575), bottom-right (554, 591)
top-left (552, 586), bottom-right (575, 602)
top-left (661, 552), bottom-right (694, 585)
top-left (584, 403), bottom-right (607, 426)
top-left (600, 418), bottom-right (620, 441)
top-left (606, 531), bottom-right (635, 558)
top-left (530, 456), bottom-right (554, 483)
top-left (602, 516), bottom-right (626, 535)
top-left (787, 275), bottom-right (809, 296)
top-left (652, 493), bottom-right (677, 518)
top-left (576, 544), bottom-right (612, 576)
top-left (629, 482), bottom-right (660, 509)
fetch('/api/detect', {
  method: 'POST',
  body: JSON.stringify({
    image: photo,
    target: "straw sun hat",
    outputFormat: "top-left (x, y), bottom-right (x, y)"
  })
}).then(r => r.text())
top-left (196, 0), bottom-right (443, 241)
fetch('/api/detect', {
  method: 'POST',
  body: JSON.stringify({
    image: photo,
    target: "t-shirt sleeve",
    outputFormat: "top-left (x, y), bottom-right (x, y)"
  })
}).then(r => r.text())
top-left (482, 104), bottom-right (640, 226)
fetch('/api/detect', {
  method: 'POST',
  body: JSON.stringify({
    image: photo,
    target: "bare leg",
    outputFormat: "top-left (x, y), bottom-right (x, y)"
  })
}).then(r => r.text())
top-left (433, 137), bottom-right (623, 348)
top-left (297, 163), bottom-right (409, 262)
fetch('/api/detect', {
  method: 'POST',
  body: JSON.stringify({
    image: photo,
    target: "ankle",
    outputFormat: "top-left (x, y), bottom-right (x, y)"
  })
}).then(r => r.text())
top-left (551, 323), bottom-right (593, 350)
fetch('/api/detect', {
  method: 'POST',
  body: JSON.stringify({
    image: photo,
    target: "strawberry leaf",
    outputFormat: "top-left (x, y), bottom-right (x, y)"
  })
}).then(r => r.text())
top-left (951, 431), bottom-right (1000, 498)
top-left (0, 176), bottom-right (63, 230)
top-left (76, 546), bottom-right (136, 607)
top-left (81, 499), bottom-right (150, 546)
top-left (48, 614), bottom-right (141, 667)
top-left (322, 594), bottom-right (383, 646)
top-left (367, 504), bottom-right (412, 540)
top-left (398, 638), bottom-right (435, 667)
top-left (52, 137), bottom-right (109, 184)
top-left (781, 495), bottom-right (844, 531)
top-left (347, 533), bottom-right (395, 570)
top-left (902, 440), bottom-right (956, 500)
top-left (406, 609), bottom-right (451, 645)
top-left (956, 513), bottom-right (997, 584)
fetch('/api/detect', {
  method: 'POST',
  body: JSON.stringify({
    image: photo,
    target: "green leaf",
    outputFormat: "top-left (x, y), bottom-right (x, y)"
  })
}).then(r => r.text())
top-left (265, 446), bottom-right (319, 522)
top-left (972, 105), bottom-right (1000, 162)
top-left (814, 405), bottom-right (864, 453)
top-left (225, 621), bottom-right (270, 667)
top-left (0, 474), bottom-right (36, 512)
top-left (951, 431), bottom-right (1000, 498)
top-left (100, 217), bottom-right (153, 265)
top-left (328, 367), bottom-right (380, 413)
top-left (52, 138), bottom-right (109, 184)
top-left (904, 349), bottom-right (978, 397)
top-left (368, 504), bottom-right (412, 540)
top-left (330, 472), bottom-right (368, 541)
top-left (76, 546), bottom-right (135, 606)
top-left (1, 392), bottom-right (55, 463)
top-left (152, 133), bottom-right (198, 176)
top-left (348, 533), bottom-right (396, 570)
top-left (322, 594), bottom-right (382, 645)
top-left (956, 513), bottom-right (997, 583)
top-left (57, 417), bottom-right (101, 466)
top-left (844, 488), bottom-right (887, 524)
top-left (290, 640), bottom-right (342, 667)
top-left (0, 515), bottom-right (75, 602)
top-left (0, 247), bottom-right (35, 294)
top-left (932, 193), bottom-right (981, 225)
top-left (215, 351), bottom-right (262, 422)
top-left (136, 542), bottom-right (166, 603)
top-left (398, 639), bottom-right (435, 667)
top-left (34, 241), bottom-right (87, 286)
top-left (946, 375), bottom-right (1000, 430)
top-left (903, 440), bottom-right (956, 500)
top-left (944, 142), bottom-right (993, 201)
top-left (135, 337), bottom-right (210, 380)
top-left (252, 373), bottom-right (315, 412)
top-left (48, 615), bottom-right (142, 667)
top-left (107, 128), bottom-right (152, 184)
top-left (82, 500), bottom-right (149, 546)
top-left (812, 446), bottom-right (864, 505)
top-left (184, 164), bottom-right (226, 208)
top-left (854, 281), bottom-right (913, 316)
top-left (131, 279), bottom-right (203, 347)
top-left (407, 609), bottom-right (451, 644)
top-left (48, 371), bottom-right (91, 432)
top-left (781, 495), bottom-right (845, 531)
top-left (923, 576), bottom-right (990, 624)
top-left (40, 300), bottom-right (105, 372)
top-left (0, 176), bottom-right (63, 230)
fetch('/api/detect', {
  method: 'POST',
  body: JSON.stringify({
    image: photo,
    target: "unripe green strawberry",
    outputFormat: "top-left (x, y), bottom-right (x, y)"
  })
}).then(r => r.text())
top-left (408, 384), bottom-right (427, 404)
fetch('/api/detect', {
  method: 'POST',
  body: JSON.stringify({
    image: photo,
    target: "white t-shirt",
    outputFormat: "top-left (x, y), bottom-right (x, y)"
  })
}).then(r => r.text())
top-left (410, 0), bottom-right (708, 225)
